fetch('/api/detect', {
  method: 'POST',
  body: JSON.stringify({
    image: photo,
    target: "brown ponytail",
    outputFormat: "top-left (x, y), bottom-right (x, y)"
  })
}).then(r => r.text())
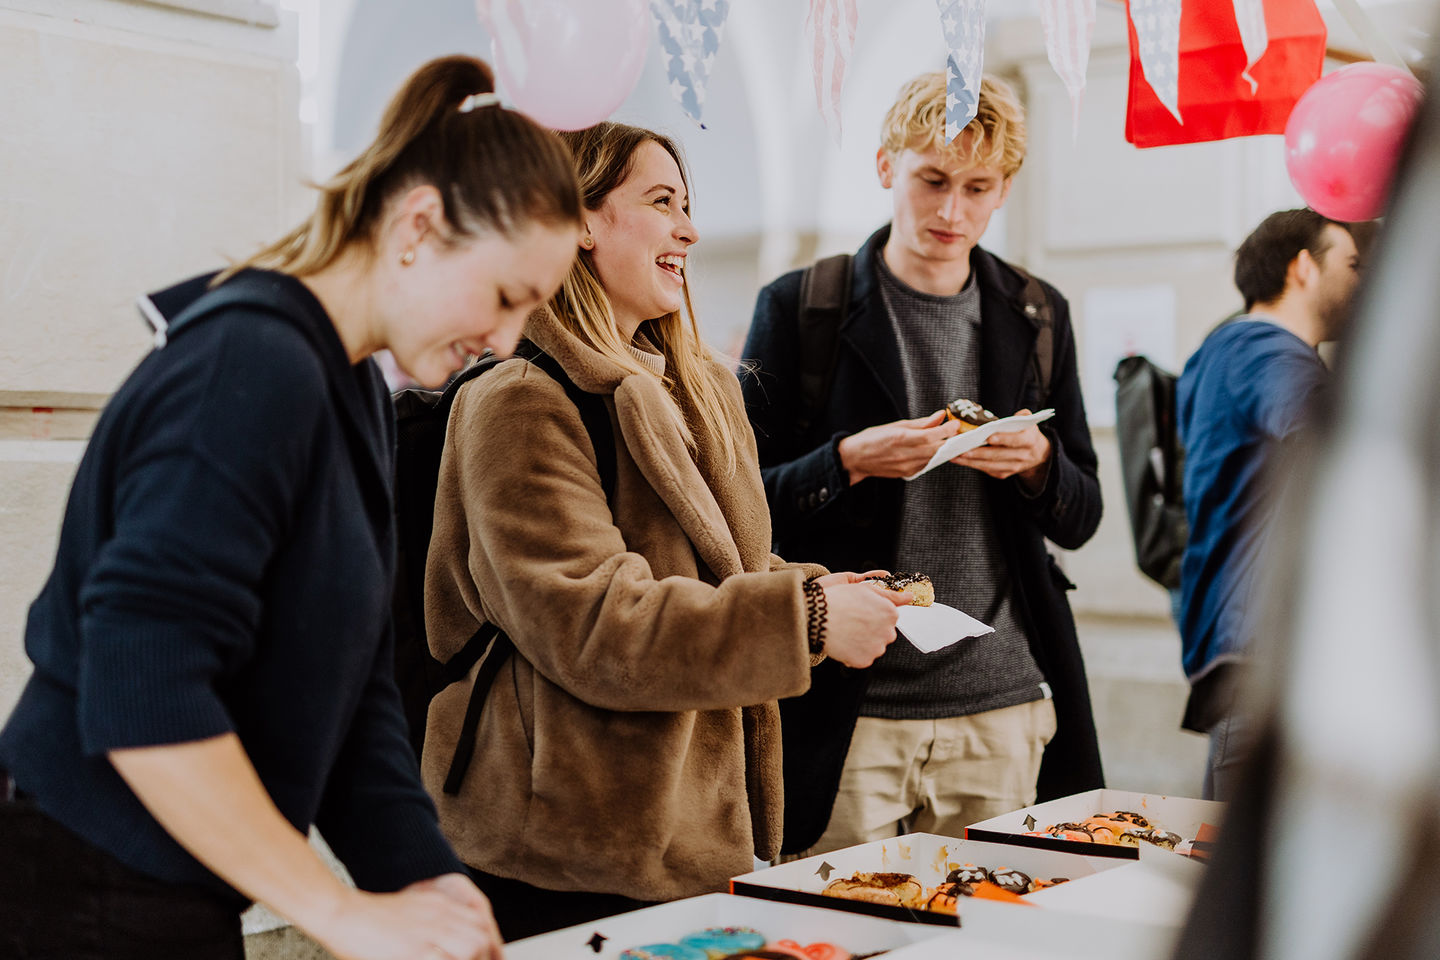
top-left (222, 55), bottom-right (580, 281)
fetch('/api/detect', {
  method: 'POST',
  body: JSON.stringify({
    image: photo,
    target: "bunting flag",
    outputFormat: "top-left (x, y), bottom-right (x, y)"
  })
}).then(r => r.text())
top-left (1038, 0), bottom-right (1096, 134)
top-left (1128, 0), bottom-right (1183, 124)
top-left (651, 0), bottom-right (732, 127)
top-left (806, 0), bottom-right (859, 144)
top-left (1232, 0), bottom-right (1270, 93)
top-left (934, 0), bottom-right (987, 142)
top-left (1125, 0), bottom-right (1326, 149)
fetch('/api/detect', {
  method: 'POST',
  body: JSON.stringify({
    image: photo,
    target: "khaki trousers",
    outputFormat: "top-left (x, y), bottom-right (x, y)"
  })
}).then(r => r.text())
top-left (805, 698), bottom-right (1057, 856)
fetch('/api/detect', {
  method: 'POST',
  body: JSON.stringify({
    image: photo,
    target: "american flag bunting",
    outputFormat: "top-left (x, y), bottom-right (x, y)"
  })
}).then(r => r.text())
top-left (651, 0), bottom-right (732, 127)
top-left (1129, 0), bottom-right (1183, 123)
top-left (1039, 0), bottom-right (1096, 135)
top-left (935, 0), bottom-right (987, 143)
top-left (806, 0), bottom-right (859, 144)
top-left (1232, 0), bottom-right (1270, 94)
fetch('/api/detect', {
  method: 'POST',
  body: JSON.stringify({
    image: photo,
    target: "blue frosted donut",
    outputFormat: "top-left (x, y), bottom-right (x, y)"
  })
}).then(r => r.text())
top-left (618, 944), bottom-right (708, 960)
top-left (678, 927), bottom-right (767, 958)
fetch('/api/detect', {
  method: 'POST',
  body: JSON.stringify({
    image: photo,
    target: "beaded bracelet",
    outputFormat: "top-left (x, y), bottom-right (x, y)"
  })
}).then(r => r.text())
top-left (801, 578), bottom-right (828, 655)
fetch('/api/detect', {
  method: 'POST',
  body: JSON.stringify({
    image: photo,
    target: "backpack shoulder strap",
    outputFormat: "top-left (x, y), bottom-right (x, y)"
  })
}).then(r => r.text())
top-left (438, 343), bottom-right (616, 795)
top-left (522, 348), bottom-right (617, 502)
top-left (796, 253), bottom-right (853, 432)
top-left (1008, 263), bottom-right (1056, 405)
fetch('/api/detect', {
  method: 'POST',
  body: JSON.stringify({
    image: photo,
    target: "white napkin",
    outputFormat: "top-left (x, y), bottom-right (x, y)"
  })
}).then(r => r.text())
top-left (896, 602), bottom-right (995, 653)
top-left (906, 409), bottom-right (1057, 480)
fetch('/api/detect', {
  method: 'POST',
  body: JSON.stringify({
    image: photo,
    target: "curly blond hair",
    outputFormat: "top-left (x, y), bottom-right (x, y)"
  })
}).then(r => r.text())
top-left (880, 72), bottom-right (1027, 178)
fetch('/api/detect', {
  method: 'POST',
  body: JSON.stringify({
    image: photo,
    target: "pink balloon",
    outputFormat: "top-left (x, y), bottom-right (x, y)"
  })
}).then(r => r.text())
top-left (479, 0), bottom-right (650, 131)
top-left (1284, 63), bottom-right (1424, 222)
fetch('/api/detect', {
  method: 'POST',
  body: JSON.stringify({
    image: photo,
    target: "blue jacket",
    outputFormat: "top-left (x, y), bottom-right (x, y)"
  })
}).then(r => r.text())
top-left (740, 226), bottom-right (1104, 851)
top-left (1177, 319), bottom-right (1327, 681)
top-left (0, 270), bottom-right (464, 904)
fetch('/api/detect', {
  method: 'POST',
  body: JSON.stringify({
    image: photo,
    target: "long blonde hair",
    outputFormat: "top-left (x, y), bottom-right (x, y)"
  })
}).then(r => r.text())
top-left (221, 55), bottom-right (580, 282)
top-left (553, 123), bottom-right (750, 475)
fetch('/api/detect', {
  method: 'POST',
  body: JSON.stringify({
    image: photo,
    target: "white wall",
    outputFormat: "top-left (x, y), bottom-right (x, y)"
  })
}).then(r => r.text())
top-left (0, 0), bottom-right (302, 720)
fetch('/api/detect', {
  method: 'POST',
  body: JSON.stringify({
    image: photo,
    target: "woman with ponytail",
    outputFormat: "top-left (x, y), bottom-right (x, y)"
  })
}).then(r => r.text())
top-left (421, 122), bottom-right (907, 940)
top-left (0, 56), bottom-right (579, 960)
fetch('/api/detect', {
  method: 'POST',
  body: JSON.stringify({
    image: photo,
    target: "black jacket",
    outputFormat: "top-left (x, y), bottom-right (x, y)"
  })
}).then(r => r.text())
top-left (740, 226), bottom-right (1105, 852)
top-left (0, 270), bottom-right (464, 903)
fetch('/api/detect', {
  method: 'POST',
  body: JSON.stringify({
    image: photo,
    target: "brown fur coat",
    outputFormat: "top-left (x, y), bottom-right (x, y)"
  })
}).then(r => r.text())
top-left (421, 308), bottom-right (824, 902)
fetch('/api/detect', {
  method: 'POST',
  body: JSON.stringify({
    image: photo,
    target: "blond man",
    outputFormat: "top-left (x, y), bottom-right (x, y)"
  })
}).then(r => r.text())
top-left (741, 73), bottom-right (1104, 854)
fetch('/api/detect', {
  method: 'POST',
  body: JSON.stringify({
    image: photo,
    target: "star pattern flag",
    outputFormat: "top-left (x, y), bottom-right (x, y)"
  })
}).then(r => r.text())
top-left (934, 0), bottom-right (986, 143)
top-left (1128, 0), bottom-right (1183, 123)
top-left (651, 0), bottom-right (731, 127)
top-left (1125, 0), bottom-right (1326, 149)
top-left (1232, 0), bottom-right (1270, 93)
top-left (806, 0), bottom-right (859, 144)
top-left (1039, 0), bottom-right (1096, 134)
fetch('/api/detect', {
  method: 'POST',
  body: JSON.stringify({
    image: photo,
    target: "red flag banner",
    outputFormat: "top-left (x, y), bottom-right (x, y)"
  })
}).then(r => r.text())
top-left (1125, 0), bottom-right (1326, 148)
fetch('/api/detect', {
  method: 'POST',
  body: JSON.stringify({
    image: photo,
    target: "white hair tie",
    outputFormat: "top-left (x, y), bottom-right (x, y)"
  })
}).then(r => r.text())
top-left (459, 92), bottom-right (502, 113)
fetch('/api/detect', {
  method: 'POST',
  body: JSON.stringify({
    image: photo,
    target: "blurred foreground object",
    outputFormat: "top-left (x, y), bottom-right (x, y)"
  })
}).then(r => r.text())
top-left (1173, 80), bottom-right (1440, 960)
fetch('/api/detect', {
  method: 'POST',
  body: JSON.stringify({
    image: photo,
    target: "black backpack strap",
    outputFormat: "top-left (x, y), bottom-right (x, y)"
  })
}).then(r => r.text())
top-left (796, 253), bottom-right (853, 433)
top-left (441, 623), bottom-right (512, 795)
top-left (1010, 265), bottom-right (1056, 406)
top-left (522, 348), bottom-right (617, 502)
top-left (439, 344), bottom-right (616, 794)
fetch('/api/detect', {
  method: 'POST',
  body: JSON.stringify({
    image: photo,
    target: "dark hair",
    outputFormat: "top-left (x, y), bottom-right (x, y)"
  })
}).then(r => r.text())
top-left (1234, 209), bottom-right (1350, 310)
top-left (224, 55), bottom-right (581, 279)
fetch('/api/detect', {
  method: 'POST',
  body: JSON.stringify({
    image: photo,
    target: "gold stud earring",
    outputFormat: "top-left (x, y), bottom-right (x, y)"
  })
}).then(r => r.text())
top-left (400, 249), bottom-right (415, 266)
top-left (581, 237), bottom-right (594, 249)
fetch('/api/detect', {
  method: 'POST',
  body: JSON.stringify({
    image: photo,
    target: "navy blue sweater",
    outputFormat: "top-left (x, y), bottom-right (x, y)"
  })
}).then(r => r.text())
top-left (0, 270), bottom-right (464, 905)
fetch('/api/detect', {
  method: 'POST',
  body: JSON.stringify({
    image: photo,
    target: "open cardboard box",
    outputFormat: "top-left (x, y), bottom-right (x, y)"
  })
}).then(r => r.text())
top-left (965, 789), bottom-right (1224, 862)
top-left (729, 833), bottom-right (1127, 925)
top-left (879, 896), bottom-right (1183, 960)
top-left (504, 892), bottom-right (945, 958)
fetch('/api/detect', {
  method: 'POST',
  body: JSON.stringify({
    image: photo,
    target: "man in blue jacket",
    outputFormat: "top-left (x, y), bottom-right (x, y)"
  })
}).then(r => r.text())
top-left (1178, 209), bottom-right (1359, 801)
top-left (741, 72), bottom-right (1104, 855)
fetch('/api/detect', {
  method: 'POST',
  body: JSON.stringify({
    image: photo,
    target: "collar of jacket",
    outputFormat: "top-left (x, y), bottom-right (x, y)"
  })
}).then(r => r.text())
top-left (524, 308), bottom-right (753, 580)
top-left (843, 224), bottom-right (1046, 418)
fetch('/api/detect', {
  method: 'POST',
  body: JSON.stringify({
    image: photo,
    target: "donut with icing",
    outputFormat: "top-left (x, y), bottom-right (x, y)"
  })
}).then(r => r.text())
top-left (922, 881), bottom-right (970, 915)
top-left (761, 942), bottom-right (852, 960)
top-left (619, 945), bottom-right (708, 960)
top-left (680, 928), bottom-right (766, 958)
top-left (863, 572), bottom-right (934, 607)
top-left (987, 868), bottom-right (1033, 895)
top-left (945, 398), bottom-right (999, 431)
top-left (1110, 810), bottom-right (1153, 828)
top-left (1137, 829), bottom-right (1182, 850)
top-left (822, 871), bottom-right (926, 908)
top-left (946, 864), bottom-right (989, 886)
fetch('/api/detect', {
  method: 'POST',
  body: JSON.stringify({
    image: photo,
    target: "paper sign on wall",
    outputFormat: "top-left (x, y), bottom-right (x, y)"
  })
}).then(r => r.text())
top-left (1082, 284), bottom-right (1177, 428)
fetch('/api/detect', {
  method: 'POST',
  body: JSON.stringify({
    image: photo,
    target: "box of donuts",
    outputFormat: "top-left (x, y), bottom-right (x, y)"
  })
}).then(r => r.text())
top-left (503, 892), bottom-right (949, 959)
top-left (964, 789), bottom-right (1224, 862)
top-left (728, 833), bottom-right (1128, 926)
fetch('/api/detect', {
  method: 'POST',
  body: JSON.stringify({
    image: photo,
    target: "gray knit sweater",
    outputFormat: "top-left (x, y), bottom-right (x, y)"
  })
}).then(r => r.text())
top-left (861, 255), bottom-right (1047, 720)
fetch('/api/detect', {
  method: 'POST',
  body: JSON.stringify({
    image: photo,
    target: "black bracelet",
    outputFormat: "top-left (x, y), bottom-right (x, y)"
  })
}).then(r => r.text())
top-left (801, 578), bottom-right (828, 655)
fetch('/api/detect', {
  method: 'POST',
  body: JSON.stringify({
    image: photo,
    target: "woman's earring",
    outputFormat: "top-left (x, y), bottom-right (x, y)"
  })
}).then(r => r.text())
top-left (581, 237), bottom-right (594, 250)
top-left (400, 249), bottom-right (416, 266)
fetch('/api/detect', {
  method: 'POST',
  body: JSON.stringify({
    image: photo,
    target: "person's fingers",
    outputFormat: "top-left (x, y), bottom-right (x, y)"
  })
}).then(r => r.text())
top-left (876, 586), bottom-right (912, 606)
top-left (907, 409), bottom-right (948, 427)
top-left (855, 569), bottom-right (890, 580)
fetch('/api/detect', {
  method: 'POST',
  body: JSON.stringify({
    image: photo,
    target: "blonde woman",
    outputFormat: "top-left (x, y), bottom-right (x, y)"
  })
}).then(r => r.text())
top-left (422, 122), bottom-right (906, 941)
top-left (0, 56), bottom-right (580, 960)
